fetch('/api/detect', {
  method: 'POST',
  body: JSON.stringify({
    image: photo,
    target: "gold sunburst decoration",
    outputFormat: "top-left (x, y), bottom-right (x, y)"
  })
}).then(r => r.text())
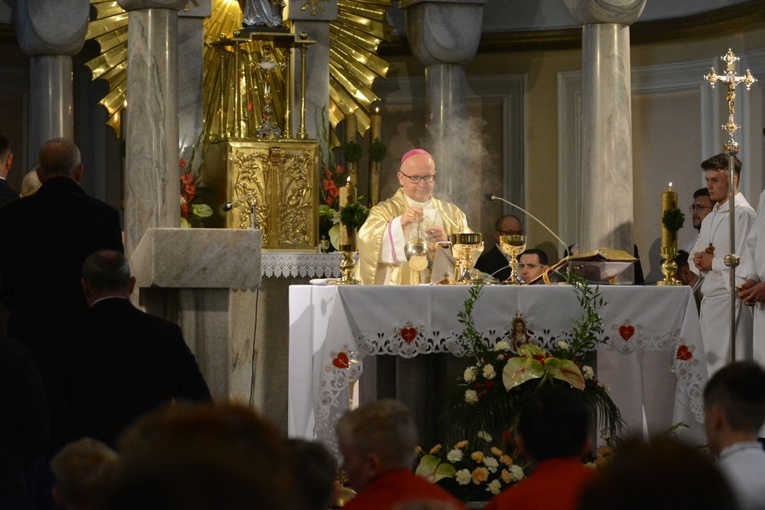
top-left (85, 0), bottom-right (392, 141)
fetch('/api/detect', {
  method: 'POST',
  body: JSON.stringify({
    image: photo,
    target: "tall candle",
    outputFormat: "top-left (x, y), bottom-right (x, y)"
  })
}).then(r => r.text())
top-left (370, 106), bottom-right (381, 142)
top-left (369, 106), bottom-right (382, 206)
top-left (345, 111), bottom-right (357, 144)
top-left (345, 111), bottom-right (358, 186)
top-left (661, 182), bottom-right (678, 249)
top-left (339, 176), bottom-right (356, 247)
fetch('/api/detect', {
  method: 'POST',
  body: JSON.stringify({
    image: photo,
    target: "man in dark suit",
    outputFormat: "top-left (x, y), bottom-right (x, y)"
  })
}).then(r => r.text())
top-left (0, 132), bottom-right (19, 207)
top-left (0, 335), bottom-right (49, 510)
top-left (71, 249), bottom-right (212, 447)
top-left (475, 214), bottom-right (523, 281)
top-left (0, 137), bottom-right (124, 455)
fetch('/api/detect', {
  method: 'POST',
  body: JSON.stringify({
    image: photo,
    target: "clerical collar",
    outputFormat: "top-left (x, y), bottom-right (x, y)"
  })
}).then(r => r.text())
top-left (405, 196), bottom-right (433, 208)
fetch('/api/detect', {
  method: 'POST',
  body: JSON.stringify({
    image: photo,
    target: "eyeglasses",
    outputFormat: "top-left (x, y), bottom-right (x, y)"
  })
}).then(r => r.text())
top-left (518, 263), bottom-right (543, 270)
top-left (399, 171), bottom-right (436, 184)
top-left (496, 230), bottom-right (523, 236)
top-left (689, 205), bottom-right (712, 212)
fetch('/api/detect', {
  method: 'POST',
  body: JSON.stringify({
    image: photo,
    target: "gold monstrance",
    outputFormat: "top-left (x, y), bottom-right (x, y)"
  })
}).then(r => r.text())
top-left (704, 48), bottom-right (757, 360)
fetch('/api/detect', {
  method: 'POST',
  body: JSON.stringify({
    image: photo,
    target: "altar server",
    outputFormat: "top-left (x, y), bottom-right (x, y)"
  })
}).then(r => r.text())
top-left (738, 187), bottom-right (765, 365)
top-left (691, 153), bottom-right (755, 377)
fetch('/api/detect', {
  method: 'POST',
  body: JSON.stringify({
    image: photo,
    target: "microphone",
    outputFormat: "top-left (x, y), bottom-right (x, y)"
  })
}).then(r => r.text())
top-left (489, 195), bottom-right (570, 256)
top-left (223, 193), bottom-right (254, 212)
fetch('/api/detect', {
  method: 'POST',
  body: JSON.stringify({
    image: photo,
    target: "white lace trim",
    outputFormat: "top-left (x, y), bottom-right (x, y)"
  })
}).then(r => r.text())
top-left (262, 252), bottom-right (343, 278)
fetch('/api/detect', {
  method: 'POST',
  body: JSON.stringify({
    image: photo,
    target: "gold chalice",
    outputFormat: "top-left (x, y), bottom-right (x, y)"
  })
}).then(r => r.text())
top-left (450, 232), bottom-right (483, 284)
top-left (498, 234), bottom-right (526, 284)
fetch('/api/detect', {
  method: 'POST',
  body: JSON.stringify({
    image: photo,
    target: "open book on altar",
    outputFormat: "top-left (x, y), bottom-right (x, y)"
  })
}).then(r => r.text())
top-left (528, 247), bottom-right (637, 285)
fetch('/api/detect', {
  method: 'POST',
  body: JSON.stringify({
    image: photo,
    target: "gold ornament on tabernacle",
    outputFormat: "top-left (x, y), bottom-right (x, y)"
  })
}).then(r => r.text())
top-left (301, 0), bottom-right (330, 15)
top-left (204, 140), bottom-right (318, 248)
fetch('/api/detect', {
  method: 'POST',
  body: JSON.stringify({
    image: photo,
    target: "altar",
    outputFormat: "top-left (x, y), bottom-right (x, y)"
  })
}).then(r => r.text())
top-left (288, 284), bottom-right (707, 455)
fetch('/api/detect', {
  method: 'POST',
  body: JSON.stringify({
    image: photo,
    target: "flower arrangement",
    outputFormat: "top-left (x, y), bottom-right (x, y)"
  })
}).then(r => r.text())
top-left (321, 198), bottom-right (369, 250)
top-left (415, 431), bottom-right (527, 502)
top-left (414, 275), bottom-right (623, 502)
top-left (321, 164), bottom-right (345, 208)
top-left (179, 157), bottom-right (212, 228)
top-left (453, 277), bottom-right (621, 441)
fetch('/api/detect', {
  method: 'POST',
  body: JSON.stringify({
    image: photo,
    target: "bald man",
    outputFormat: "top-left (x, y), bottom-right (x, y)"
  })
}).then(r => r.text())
top-left (356, 149), bottom-right (470, 285)
top-left (474, 214), bottom-right (523, 281)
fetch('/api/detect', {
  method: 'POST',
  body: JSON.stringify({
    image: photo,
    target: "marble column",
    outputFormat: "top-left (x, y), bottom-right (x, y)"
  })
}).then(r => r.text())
top-left (286, 0), bottom-right (337, 141)
top-left (564, 0), bottom-right (646, 252)
top-left (178, 1), bottom-right (212, 159)
top-left (400, 0), bottom-right (485, 208)
top-left (117, 0), bottom-right (186, 258)
top-left (16, 0), bottom-right (89, 154)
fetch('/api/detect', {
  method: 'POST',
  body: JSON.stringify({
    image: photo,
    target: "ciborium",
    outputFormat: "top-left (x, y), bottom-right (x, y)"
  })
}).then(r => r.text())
top-left (498, 234), bottom-right (526, 284)
top-left (450, 233), bottom-right (483, 284)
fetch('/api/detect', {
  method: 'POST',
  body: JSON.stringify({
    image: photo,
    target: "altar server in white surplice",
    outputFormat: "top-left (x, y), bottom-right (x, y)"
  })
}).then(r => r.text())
top-left (691, 153), bottom-right (755, 378)
top-left (738, 188), bottom-right (765, 366)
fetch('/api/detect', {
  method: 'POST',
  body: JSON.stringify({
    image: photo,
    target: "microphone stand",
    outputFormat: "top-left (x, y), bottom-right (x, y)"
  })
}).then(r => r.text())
top-left (223, 193), bottom-right (259, 229)
top-left (490, 195), bottom-right (569, 257)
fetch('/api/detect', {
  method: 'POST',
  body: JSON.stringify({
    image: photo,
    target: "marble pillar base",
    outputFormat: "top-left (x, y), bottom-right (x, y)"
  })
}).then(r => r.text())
top-left (131, 228), bottom-right (262, 404)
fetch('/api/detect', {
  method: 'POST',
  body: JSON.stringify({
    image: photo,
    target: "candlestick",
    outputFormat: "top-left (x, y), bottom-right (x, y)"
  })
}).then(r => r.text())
top-left (658, 182), bottom-right (681, 286)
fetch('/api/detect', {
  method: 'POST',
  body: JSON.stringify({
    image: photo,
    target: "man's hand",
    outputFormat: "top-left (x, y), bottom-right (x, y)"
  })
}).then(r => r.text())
top-left (738, 279), bottom-right (765, 306)
top-left (401, 207), bottom-right (424, 228)
top-left (424, 225), bottom-right (447, 243)
top-left (693, 251), bottom-right (713, 272)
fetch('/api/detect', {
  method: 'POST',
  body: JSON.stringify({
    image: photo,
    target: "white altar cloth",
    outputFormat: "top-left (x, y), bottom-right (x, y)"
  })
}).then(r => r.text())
top-left (289, 285), bottom-right (706, 454)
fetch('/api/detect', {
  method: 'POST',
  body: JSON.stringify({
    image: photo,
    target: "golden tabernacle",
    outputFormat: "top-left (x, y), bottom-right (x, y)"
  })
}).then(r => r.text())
top-left (198, 29), bottom-right (319, 249)
top-left (204, 139), bottom-right (319, 249)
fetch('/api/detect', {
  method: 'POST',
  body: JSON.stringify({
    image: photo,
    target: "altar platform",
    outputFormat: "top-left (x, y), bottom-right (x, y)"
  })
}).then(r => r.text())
top-left (288, 284), bottom-right (706, 456)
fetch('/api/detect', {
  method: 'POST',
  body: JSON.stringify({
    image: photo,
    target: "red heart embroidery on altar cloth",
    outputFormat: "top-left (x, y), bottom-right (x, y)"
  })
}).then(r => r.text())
top-left (676, 345), bottom-right (692, 361)
top-left (401, 327), bottom-right (417, 343)
top-left (619, 325), bottom-right (635, 341)
top-left (332, 352), bottom-right (350, 369)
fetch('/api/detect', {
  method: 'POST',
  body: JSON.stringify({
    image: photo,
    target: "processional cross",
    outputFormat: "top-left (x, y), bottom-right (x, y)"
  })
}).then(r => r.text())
top-left (703, 48), bottom-right (757, 360)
